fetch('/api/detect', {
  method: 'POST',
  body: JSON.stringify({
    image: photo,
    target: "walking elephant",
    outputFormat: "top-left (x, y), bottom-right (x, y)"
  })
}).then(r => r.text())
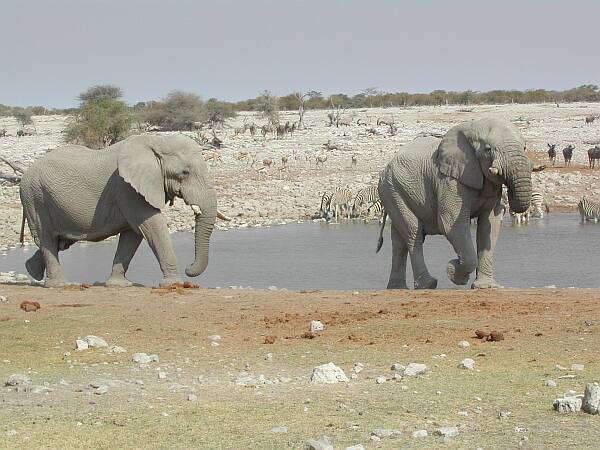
top-left (20, 134), bottom-right (227, 287)
top-left (377, 117), bottom-right (532, 289)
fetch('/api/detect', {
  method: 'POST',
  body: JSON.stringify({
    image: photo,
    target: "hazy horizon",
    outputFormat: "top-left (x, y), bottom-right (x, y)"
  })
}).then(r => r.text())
top-left (1, 0), bottom-right (598, 108)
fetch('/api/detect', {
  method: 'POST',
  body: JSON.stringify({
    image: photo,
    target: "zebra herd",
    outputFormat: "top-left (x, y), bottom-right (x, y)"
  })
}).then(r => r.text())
top-left (318, 186), bottom-right (383, 222)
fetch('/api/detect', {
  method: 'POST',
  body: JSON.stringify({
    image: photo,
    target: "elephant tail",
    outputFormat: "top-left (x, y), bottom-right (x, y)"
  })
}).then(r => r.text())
top-left (19, 207), bottom-right (26, 246)
top-left (376, 210), bottom-right (387, 253)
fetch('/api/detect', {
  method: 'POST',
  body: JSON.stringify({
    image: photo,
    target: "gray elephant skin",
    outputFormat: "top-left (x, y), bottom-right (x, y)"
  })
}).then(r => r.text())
top-left (377, 117), bottom-right (532, 290)
top-left (20, 134), bottom-right (217, 287)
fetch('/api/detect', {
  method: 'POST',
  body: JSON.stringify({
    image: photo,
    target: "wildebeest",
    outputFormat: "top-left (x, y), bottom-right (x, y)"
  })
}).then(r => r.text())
top-left (563, 144), bottom-right (575, 166)
top-left (547, 143), bottom-right (557, 165)
top-left (585, 115), bottom-right (596, 125)
top-left (588, 146), bottom-right (600, 169)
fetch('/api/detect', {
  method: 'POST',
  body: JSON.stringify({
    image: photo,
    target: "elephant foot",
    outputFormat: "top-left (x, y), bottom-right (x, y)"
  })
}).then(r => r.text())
top-left (105, 276), bottom-right (133, 288)
top-left (471, 277), bottom-right (503, 289)
top-left (25, 251), bottom-right (45, 281)
top-left (44, 277), bottom-right (68, 288)
top-left (414, 274), bottom-right (438, 290)
top-left (447, 259), bottom-right (471, 285)
top-left (387, 279), bottom-right (408, 290)
top-left (159, 277), bottom-right (182, 288)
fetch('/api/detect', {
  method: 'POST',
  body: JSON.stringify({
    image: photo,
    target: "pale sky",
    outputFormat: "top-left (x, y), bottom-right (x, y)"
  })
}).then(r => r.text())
top-left (1, 0), bottom-right (598, 108)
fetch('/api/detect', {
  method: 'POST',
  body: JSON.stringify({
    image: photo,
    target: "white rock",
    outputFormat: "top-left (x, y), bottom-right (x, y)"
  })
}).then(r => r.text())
top-left (75, 339), bottom-right (89, 351)
top-left (391, 363), bottom-right (405, 371)
top-left (310, 363), bottom-right (349, 384)
top-left (5, 373), bottom-right (31, 386)
top-left (375, 376), bottom-right (386, 384)
top-left (109, 346), bottom-right (127, 353)
top-left (271, 426), bottom-right (288, 433)
top-left (187, 394), bottom-right (198, 402)
top-left (304, 436), bottom-right (333, 450)
top-left (95, 385), bottom-right (109, 395)
top-left (412, 430), bottom-right (428, 438)
top-left (265, 353), bottom-right (273, 361)
top-left (371, 429), bottom-right (401, 439)
top-left (353, 363), bottom-right (364, 374)
top-left (158, 372), bottom-right (167, 380)
top-left (207, 335), bottom-right (221, 343)
top-left (553, 395), bottom-right (583, 413)
top-left (582, 383), bottom-right (600, 414)
top-left (0, 295), bottom-right (8, 303)
top-left (545, 379), bottom-right (557, 387)
top-left (403, 363), bottom-right (427, 376)
top-left (571, 363), bottom-right (584, 371)
top-left (458, 340), bottom-right (470, 348)
top-left (309, 320), bottom-right (324, 332)
top-left (84, 335), bottom-right (108, 348)
top-left (132, 353), bottom-right (159, 364)
top-left (436, 426), bottom-right (459, 438)
top-left (459, 358), bottom-right (475, 370)
top-left (344, 445), bottom-right (365, 450)
top-left (5, 429), bottom-right (17, 437)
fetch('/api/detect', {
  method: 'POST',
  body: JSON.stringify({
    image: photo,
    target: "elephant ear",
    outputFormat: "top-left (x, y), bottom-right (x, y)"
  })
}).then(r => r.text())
top-left (436, 123), bottom-right (483, 190)
top-left (117, 136), bottom-right (166, 210)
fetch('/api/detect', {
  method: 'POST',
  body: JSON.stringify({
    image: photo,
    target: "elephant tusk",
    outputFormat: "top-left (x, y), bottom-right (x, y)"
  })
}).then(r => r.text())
top-left (190, 205), bottom-right (202, 216)
top-left (489, 167), bottom-right (501, 176)
top-left (217, 210), bottom-right (231, 221)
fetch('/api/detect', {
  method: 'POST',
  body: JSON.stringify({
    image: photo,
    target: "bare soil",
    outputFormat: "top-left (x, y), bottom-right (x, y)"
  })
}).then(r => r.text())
top-left (1, 285), bottom-right (599, 449)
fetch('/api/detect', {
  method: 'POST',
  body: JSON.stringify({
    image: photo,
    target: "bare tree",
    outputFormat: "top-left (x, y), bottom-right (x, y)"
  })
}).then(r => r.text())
top-left (294, 90), bottom-right (320, 130)
top-left (362, 87), bottom-right (380, 108)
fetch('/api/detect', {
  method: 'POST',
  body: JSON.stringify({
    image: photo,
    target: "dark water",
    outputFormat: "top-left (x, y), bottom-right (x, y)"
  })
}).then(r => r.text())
top-left (1, 214), bottom-right (599, 289)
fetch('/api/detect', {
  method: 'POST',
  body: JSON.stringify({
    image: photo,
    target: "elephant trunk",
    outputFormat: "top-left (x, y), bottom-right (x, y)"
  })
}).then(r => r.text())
top-left (503, 156), bottom-right (532, 214)
top-left (185, 189), bottom-right (217, 277)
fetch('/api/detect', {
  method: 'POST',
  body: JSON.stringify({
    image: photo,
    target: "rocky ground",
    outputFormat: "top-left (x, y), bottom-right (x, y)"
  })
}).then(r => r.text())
top-left (1, 103), bottom-right (600, 251)
top-left (0, 285), bottom-right (599, 449)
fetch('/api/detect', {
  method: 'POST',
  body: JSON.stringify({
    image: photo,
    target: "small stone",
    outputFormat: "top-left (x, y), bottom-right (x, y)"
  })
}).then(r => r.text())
top-left (84, 335), bottom-right (108, 348)
top-left (310, 363), bottom-right (349, 384)
top-left (412, 430), bottom-right (428, 438)
top-left (160, 412), bottom-right (169, 417)
top-left (264, 335), bottom-right (276, 344)
top-left (553, 395), bottom-right (583, 413)
top-left (210, 341), bottom-right (219, 347)
top-left (158, 372), bottom-right (167, 380)
top-left (392, 373), bottom-right (402, 381)
top-left (555, 364), bottom-right (567, 371)
top-left (458, 340), bottom-right (470, 348)
top-left (5, 429), bottom-right (17, 437)
top-left (265, 353), bottom-right (273, 361)
top-left (571, 363), bottom-right (584, 371)
top-left (344, 445), bottom-right (365, 450)
top-left (582, 383), bottom-right (600, 414)
top-left (0, 295), bottom-right (8, 303)
top-left (353, 363), bottom-right (364, 374)
top-left (304, 436), bottom-right (333, 450)
top-left (5, 373), bottom-right (31, 386)
top-left (545, 379), bottom-right (557, 387)
top-left (459, 358), bottom-right (475, 370)
top-left (370, 436), bottom-right (381, 442)
top-left (268, 286), bottom-right (278, 291)
top-left (375, 376), bottom-right (386, 384)
top-left (391, 363), bottom-right (405, 371)
top-left (187, 394), bottom-right (198, 402)
top-left (75, 339), bottom-right (89, 351)
top-left (131, 353), bottom-right (158, 364)
top-left (309, 320), bottom-right (324, 332)
top-left (95, 385), bottom-right (109, 395)
top-left (207, 335), bottom-right (221, 343)
top-left (436, 426), bottom-right (459, 438)
top-left (498, 411), bottom-right (511, 419)
top-left (371, 429), bottom-right (401, 439)
top-left (109, 346), bottom-right (127, 353)
top-left (458, 410), bottom-right (468, 416)
top-left (403, 363), bottom-right (427, 376)
top-left (271, 426), bottom-right (288, 433)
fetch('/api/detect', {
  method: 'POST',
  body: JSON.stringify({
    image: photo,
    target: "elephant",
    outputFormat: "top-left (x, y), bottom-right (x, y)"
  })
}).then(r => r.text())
top-left (376, 117), bottom-right (532, 290)
top-left (19, 133), bottom-right (227, 287)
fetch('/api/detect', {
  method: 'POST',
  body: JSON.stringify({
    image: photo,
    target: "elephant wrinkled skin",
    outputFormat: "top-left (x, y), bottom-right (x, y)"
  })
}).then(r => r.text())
top-left (19, 134), bottom-right (218, 287)
top-left (377, 117), bottom-right (532, 290)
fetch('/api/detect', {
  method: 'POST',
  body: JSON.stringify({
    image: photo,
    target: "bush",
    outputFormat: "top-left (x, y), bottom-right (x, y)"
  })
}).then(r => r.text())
top-left (142, 91), bottom-right (205, 131)
top-left (13, 109), bottom-right (33, 125)
top-left (254, 90), bottom-right (279, 123)
top-left (203, 98), bottom-right (236, 126)
top-left (65, 96), bottom-right (133, 149)
top-left (78, 85), bottom-right (123, 103)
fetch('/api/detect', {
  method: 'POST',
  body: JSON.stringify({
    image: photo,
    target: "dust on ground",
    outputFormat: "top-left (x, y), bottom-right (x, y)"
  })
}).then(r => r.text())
top-left (0, 285), bottom-right (599, 449)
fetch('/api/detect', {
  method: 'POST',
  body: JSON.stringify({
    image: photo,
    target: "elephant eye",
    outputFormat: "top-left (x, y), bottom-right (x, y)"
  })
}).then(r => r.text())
top-left (182, 169), bottom-right (190, 176)
top-left (484, 144), bottom-right (492, 153)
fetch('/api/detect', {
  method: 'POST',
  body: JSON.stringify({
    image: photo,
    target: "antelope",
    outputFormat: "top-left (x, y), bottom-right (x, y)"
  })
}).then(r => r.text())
top-left (315, 155), bottom-right (328, 168)
top-left (234, 151), bottom-right (250, 164)
top-left (203, 151), bottom-right (222, 164)
top-left (337, 115), bottom-right (353, 127)
top-left (377, 116), bottom-right (394, 126)
top-left (585, 115), bottom-right (596, 125)
top-left (351, 154), bottom-right (357, 168)
top-left (281, 155), bottom-right (289, 165)
top-left (262, 158), bottom-right (274, 169)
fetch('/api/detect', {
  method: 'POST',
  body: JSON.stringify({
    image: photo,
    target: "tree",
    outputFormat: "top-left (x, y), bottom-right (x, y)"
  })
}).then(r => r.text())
top-left (293, 90), bottom-right (321, 129)
top-left (142, 91), bottom-right (205, 131)
top-left (13, 109), bottom-right (33, 126)
top-left (203, 98), bottom-right (237, 126)
top-left (78, 85), bottom-right (123, 103)
top-left (254, 90), bottom-right (279, 124)
top-left (65, 85), bottom-right (133, 149)
top-left (361, 87), bottom-right (380, 108)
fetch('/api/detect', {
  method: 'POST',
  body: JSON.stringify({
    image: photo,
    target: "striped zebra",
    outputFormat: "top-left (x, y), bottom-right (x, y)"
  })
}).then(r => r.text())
top-left (578, 196), bottom-right (600, 223)
top-left (352, 185), bottom-right (379, 217)
top-left (319, 192), bottom-right (332, 218)
top-left (365, 199), bottom-right (385, 223)
top-left (529, 192), bottom-right (545, 218)
top-left (327, 187), bottom-right (353, 221)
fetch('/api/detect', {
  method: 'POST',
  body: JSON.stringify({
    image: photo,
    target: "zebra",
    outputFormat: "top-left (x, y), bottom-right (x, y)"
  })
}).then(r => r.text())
top-left (529, 192), bottom-right (545, 218)
top-left (318, 192), bottom-right (332, 218)
top-left (563, 145), bottom-right (575, 166)
top-left (365, 199), bottom-right (385, 223)
top-left (578, 196), bottom-right (600, 223)
top-left (504, 189), bottom-right (545, 222)
top-left (352, 186), bottom-right (379, 217)
top-left (547, 143), bottom-right (557, 166)
top-left (588, 146), bottom-right (600, 169)
top-left (326, 187), bottom-right (353, 221)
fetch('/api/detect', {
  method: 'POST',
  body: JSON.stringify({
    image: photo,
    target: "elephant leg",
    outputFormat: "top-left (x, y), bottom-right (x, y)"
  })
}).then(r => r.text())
top-left (407, 234), bottom-right (437, 289)
top-left (445, 220), bottom-right (477, 286)
top-left (40, 234), bottom-right (68, 288)
top-left (106, 229), bottom-right (142, 287)
top-left (387, 225), bottom-right (408, 289)
top-left (136, 213), bottom-right (181, 286)
top-left (25, 249), bottom-right (46, 281)
top-left (472, 206), bottom-right (503, 289)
